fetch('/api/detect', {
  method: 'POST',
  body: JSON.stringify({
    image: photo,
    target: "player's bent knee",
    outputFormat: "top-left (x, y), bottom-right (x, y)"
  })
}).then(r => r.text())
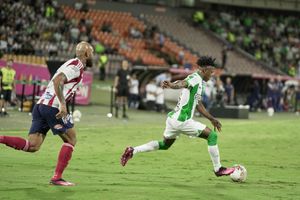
top-left (28, 145), bottom-right (40, 152)
top-left (66, 139), bottom-right (76, 147)
top-left (67, 137), bottom-right (77, 146)
top-left (158, 141), bottom-right (171, 150)
top-left (207, 131), bottom-right (218, 146)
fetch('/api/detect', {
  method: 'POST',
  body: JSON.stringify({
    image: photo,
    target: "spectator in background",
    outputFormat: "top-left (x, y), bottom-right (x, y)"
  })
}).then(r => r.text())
top-left (214, 77), bottom-right (225, 107)
top-left (274, 78), bottom-right (283, 112)
top-left (224, 77), bottom-right (234, 105)
top-left (129, 24), bottom-right (142, 39)
top-left (158, 33), bottom-right (165, 49)
top-left (0, 36), bottom-right (8, 55)
top-left (75, 0), bottom-right (83, 11)
top-left (70, 25), bottom-right (80, 43)
top-left (193, 11), bottom-right (205, 25)
top-left (183, 59), bottom-right (192, 70)
top-left (221, 45), bottom-right (228, 70)
top-left (145, 79), bottom-right (157, 111)
top-left (283, 85), bottom-right (296, 112)
top-left (155, 82), bottom-right (164, 113)
top-left (114, 60), bottom-right (130, 118)
top-left (98, 54), bottom-right (108, 81)
top-left (178, 50), bottom-right (185, 65)
top-left (267, 78), bottom-right (276, 110)
top-left (101, 21), bottom-right (112, 33)
top-left (0, 58), bottom-right (16, 116)
top-left (295, 85), bottom-right (300, 113)
top-left (297, 61), bottom-right (300, 78)
top-left (128, 74), bottom-right (139, 109)
top-left (119, 38), bottom-right (131, 50)
top-left (247, 80), bottom-right (261, 111)
top-left (202, 79), bottom-right (214, 111)
top-left (75, 0), bottom-right (89, 12)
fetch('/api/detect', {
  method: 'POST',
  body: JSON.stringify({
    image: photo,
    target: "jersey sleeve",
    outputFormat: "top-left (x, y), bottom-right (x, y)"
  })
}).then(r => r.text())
top-left (185, 74), bottom-right (200, 88)
top-left (60, 65), bottom-right (80, 81)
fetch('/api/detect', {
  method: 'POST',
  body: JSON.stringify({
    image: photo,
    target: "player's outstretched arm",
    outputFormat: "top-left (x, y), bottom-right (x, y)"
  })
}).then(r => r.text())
top-left (53, 72), bottom-right (68, 119)
top-left (162, 80), bottom-right (188, 89)
top-left (197, 101), bottom-right (222, 132)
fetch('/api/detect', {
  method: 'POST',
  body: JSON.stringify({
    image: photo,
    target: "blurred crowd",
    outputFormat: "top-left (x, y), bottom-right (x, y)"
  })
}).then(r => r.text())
top-left (0, 0), bottom-right (180, 67)
top-left (194, 9), bottom-right (300, 77)
top-left (122, 67), bottom-right (300, 114)
top-left (247, 78), bottom-right (300, 113)
top-left (0, 0), bottom-right (94, 59)
top-left (127, 72), bottom-right (172, 113)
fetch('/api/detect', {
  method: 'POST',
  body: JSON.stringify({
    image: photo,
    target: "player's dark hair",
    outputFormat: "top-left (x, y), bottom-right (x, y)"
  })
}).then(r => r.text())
top-left (197, 56), bottom-right (216, 67)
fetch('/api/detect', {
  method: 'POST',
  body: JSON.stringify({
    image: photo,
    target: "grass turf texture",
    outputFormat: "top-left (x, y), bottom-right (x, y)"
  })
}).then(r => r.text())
top-left (0, 80), bottom-right (299, 200)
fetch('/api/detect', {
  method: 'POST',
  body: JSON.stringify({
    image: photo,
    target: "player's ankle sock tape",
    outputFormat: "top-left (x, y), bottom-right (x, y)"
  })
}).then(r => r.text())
top-left (158, 141), bottom-right (171, 150)
top-left (207, 131), bottom-right (218, 146)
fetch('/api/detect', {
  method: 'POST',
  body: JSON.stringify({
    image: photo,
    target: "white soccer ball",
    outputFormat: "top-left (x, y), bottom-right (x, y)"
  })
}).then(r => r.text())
top-left (267, 107), bottom-right (274, 117)
top-left (107, 113), bottom-right (113, 118)
top-left (73, 110), bottom-right (82, 122)
top-left (230, 164), bottom-right (247, 182)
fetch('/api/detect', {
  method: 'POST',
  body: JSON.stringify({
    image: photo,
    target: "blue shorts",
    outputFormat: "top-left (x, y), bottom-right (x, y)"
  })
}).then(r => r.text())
top-left (29, 104), bottom-right (74, 135)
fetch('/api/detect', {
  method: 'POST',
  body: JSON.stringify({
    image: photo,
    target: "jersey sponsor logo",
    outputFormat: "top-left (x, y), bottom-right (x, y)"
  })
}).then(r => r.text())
top-left (44, 92), bottom-right (53, 100)
top-left (54, 124), bottom-right (63, 130)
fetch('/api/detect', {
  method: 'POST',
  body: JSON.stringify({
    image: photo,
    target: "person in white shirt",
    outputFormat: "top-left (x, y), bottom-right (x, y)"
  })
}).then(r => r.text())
top-left (156, 82), bottom-right (165, 112)
top-left (145, 79), bottom-right (157, 111)
top-left (129, 74), bottom-right (139, 108)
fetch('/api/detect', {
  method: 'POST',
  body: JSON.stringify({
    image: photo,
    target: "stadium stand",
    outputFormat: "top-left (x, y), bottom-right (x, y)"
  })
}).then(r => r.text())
top-left (0, 0), bottom-right (297, 77)
top-left (195, 8), bottom-right (299, 76)
top-left (143, 14), bottom-right (277, 75)
top-left (62, 5), bottom-right (200, 68)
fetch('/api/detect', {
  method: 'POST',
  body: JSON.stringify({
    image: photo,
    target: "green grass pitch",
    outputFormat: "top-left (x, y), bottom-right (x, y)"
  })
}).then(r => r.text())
top-left (0, 81), bottom-right (299, 200)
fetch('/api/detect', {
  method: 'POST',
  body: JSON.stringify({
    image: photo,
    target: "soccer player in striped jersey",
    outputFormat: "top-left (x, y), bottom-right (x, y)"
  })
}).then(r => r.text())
top-left (0, 41), bottom-right (94, 186)
top-left (121, 56), bottom-right (235, 177)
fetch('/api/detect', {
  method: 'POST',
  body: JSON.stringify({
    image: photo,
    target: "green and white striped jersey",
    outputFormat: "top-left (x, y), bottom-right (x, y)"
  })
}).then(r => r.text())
top-left (168, 72), bottom-right (205, 122)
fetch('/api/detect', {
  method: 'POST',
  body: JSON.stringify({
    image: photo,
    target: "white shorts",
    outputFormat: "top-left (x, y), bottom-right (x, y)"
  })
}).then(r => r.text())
top-left (163, 117), bottom-right (207, 139)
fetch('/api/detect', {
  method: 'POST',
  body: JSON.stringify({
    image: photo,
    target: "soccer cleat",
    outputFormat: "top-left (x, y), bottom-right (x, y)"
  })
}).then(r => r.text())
top-left (214, 166), bottom-right (235, 177)
top-left (121, 147), bottom-right (134, 166)
top-left (50, 178), bottom-right (75, 186)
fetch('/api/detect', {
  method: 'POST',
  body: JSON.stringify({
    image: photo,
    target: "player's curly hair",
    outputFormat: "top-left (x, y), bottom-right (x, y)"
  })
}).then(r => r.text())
top-left (197, 56), bottom-right (216, 67)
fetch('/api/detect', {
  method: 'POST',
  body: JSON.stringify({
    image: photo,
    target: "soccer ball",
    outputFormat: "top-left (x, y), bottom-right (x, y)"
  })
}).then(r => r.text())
top-left (73, 110), bottom-right (82, 122)
top-left (267, 107), bottom-right (274, 117)
top-left (230, 164), bottom-right (247, 182)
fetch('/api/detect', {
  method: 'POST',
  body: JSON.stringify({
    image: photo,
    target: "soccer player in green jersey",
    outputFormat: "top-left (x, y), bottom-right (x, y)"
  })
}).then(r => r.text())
top-left (121, 56), bottom-right (235, 177)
